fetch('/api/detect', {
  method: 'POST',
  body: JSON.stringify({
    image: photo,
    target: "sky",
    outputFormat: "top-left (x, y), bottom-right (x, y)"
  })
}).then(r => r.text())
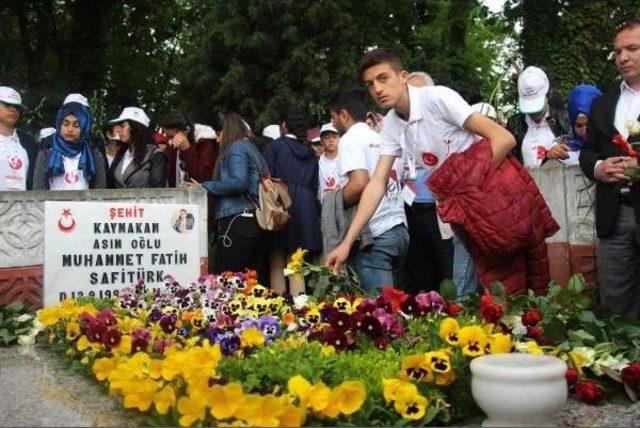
top-left (482, 0), bottom-right (506, 13)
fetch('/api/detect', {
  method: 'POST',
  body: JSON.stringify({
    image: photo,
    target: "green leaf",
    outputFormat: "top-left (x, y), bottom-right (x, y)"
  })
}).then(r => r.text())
top-left (489, 282), bottom-right (506, 297)
top-left (575, 295), bottom-right (592, 310)
top-left (568, 274), bottom-right (585, 295)
top-left (422, 405), bottom-right (440, 425)
top-left (624, 167), bottom-right (640, 182)
top-left (4, 301), bottom-right (25, 314)
top-left (544, 317), bottom-right (567, 342)
top-left (567, 329), bottom-right (596, 345)
top-left (439, 279), bottom-right (457, 302)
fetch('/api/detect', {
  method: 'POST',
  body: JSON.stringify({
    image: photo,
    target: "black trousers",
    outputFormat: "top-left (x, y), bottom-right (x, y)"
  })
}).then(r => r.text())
top-left (401, 203), bottom-right (453, 293)
top-left (214, 213), bottom-right (266, 281)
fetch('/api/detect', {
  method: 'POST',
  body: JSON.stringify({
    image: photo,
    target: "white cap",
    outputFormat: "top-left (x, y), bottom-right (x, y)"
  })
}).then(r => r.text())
top-left (471, 102), bottom-right (498, 120)
top-left (320, 123), bottom-right (338, 136)
top-left (109, 107), bottom-right (150, 127)
top-left (262, 124), bottom-right (281, 140)
top-left (0, 86), bottom-right (24, 108)
top-left (63, 93), bottom-right (89, 107)
top-left (517, 66), bottom-right (549, 114)
top-left (39, 127), bottom-right (56, 141)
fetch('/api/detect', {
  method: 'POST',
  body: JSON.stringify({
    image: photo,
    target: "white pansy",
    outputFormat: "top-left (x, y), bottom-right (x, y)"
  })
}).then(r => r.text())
top-left (293, 294), bottom-right (308, 310)
top-left (283, 268), bottom-right (295, 277)
top-left (593, 355), bottom-right (630, 377)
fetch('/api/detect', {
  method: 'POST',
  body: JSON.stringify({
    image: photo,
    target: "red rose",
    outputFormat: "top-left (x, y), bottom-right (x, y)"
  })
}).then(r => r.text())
top-left (445, 301), bottom-right (463, 317)
top-left (574, 381), bottom-right (605, 405)
top-left (522, 309), bottom-right (543, 327)
top-left (480, 295), bottom-right (503, 324)
top-left (565, 368), bottom-right (579, 386)
top-left (421, 151), bottom-right (439, 166)
top-left (621, 362), bottom-right (640, 385)
top-left (526, 325), bottom-right (544, 340)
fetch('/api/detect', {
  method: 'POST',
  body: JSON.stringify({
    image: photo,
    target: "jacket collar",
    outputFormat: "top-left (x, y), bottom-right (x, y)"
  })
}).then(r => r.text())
top-left (406, 85), bottom-right (425, 124)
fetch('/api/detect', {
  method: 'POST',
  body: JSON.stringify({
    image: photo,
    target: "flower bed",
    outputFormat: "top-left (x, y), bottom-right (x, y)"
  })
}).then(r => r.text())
top-left (34, 260), bottom-right (640, 427)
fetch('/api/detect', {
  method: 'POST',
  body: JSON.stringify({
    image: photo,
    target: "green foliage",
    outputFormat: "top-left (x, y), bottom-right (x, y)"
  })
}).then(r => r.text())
top-left (0, 301), bottom-right (35, 346)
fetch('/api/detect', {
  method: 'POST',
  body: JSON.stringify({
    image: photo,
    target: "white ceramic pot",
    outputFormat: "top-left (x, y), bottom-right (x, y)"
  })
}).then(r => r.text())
top-left (470, 353), bottom-right (568, 427)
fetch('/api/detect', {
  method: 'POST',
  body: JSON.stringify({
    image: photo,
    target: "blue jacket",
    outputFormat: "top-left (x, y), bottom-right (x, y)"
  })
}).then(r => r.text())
top-left (263, 136), bottom-right (322, 252)
top-left (202, 139), bottom-right (267, 220)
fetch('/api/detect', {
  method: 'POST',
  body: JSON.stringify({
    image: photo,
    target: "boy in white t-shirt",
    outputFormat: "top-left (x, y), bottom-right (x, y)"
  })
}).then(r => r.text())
top-left (318, 122), bottom-right (345, 201)
top-left (0, 86), bottom-right (36, 191)
top-left (329, 88), bottom-right (408, 291)
top-left (326, 49), bottom-right (516, 285)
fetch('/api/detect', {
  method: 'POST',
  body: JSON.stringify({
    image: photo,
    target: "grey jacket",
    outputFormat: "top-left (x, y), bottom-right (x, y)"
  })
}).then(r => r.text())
top-left (32, 147), bottom-right (106, 190)
top-left (108, 144), bottom-right (166, 189)
top-left (321, 188), bottom-right (373, 260)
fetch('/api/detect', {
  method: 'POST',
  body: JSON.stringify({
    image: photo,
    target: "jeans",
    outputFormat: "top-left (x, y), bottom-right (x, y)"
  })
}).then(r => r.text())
top-left (453, 235), bottom-right (479, 301)
top-left (351, 224), bottom-right (410, 293)
top-left (401, 203), bottom-right (453, 294)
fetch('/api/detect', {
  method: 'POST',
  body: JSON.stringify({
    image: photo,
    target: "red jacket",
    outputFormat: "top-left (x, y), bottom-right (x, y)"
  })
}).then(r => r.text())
top-left (166, 124), bottom-right (218, 187)
top-left (427, 139), bottom-right (559, 295)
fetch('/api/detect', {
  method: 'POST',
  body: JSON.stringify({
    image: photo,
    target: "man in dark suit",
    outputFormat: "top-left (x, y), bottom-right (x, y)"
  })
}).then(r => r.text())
top-left (579, 20), bottom-right (640, 319)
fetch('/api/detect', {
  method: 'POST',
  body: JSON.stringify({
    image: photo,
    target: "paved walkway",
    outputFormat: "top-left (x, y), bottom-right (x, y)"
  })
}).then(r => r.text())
top-left (1, 346), bottom-right (639, 427)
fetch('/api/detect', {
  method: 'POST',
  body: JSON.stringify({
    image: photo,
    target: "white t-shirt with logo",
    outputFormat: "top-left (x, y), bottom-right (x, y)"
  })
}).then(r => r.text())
top-left (522, 113), bottom-right (556, 167)
top-left (49, 154), bottom-right (89, 190)
top-left (380, 85), bottom-right (479, 176)
top-left (318, 154), bottom-right (345, 201)
top-left (0, 131), bottom-right (29, 191)
top-left (339, 122), bottom-right (405, 238)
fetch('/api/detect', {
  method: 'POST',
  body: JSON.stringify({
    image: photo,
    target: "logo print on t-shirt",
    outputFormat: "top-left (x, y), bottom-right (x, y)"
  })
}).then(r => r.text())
top-left (421, 151), bottom-right (439, 166)
top-left (325, 177), bottom-right (336, 189)
top-left (8, 156), bottom-right (23, 171)
top-left (64, 171), bottom-right (79, 184)
top-left (536, 146), bottom-right (547, 160)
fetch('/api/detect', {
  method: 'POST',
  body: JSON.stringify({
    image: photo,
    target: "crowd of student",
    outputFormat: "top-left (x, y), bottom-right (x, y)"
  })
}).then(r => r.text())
top-left (1, 19), bottom-right (639, 319)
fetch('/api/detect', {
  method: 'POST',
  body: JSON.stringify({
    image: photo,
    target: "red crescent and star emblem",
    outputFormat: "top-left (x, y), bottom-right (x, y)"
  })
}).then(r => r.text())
top-left (421, 151), bottom-right (439, 167)
top-left (64, 171), bottom-right (79, 184)
top-left (57, 208), bottom-right (76, 233)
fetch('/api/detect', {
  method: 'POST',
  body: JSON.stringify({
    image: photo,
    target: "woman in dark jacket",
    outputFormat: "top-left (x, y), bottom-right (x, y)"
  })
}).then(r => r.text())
top-left (186, 111), bottom-right (268, 278)
top-left (263, 108), bottom-right (321, 295)
top-left (107, 107), bottom-right (166, 188)
top-left (33, 102), bottom-right (106, 190)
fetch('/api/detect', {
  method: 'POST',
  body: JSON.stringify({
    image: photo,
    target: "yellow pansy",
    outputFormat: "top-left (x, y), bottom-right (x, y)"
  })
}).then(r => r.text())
top-left (332, 380), bottom-right (366, 415)
top-left (117, 316), bottom-right (143, 333)
top-left (570, 347), bottom-right (595, 368)
top-left (308, 382), bottom-right (332, 412)
top-left (38, 306), bottom-right (62, 327)
top-left (288, 375), bottom-right (312, 402)
top-left (208, 383), bottom-right (245, 420)
top-left (434, 369), bottom-right (456, 386)
top-left (321, 345), bottom-right (336, 356)
top-left (458, 326), bottom-right (488, 357)
top-left (239, 394), bottom-right (284, 427)
top-left (77, 335), bottom-right (101, 351)
top-left (154, 385), bottom-right (176, 415)
top-left (115, 335), bottom-right (132, 354)
top-left (279, 403), bottom-right (306, 427)
top-left (439, 318), bottom-right (461, 346)
top-left (394, 392), bottom-right (429, 420)
top-left (240, 327), bottom-right (265, 348)
top-left (400, 354), bottom-right (433, 382)
top-left (382, 378), bottom-right (418, 405)
top-left (425, 350), bottom-right (452, 374)
top-left (177, 393), bottom-right (208, 427)
top-left (123, 378), bottom-right (159, 412)
top-left (92, 357), bottom-right (117, 381)
top-left (486, 333), bottom-right (513, 354)
top-left (66, 321), bottom-right (81, 341)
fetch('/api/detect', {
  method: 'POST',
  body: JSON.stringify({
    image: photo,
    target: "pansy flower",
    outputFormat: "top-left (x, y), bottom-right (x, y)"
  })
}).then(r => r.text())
top-left (439, 317), bottom-right (461, 345)
top-left (401, 354), bottom-right (434, 382)
top-left (458, 325), bottom-right (488, 357)
top-left (425, 350), bottom-right (451, 373)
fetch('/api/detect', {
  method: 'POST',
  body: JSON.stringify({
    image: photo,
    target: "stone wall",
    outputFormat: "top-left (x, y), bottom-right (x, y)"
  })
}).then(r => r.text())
top-left (528, 162), bottom-right (597, 287)
top-left (0, 188), bottom-right (208, 308)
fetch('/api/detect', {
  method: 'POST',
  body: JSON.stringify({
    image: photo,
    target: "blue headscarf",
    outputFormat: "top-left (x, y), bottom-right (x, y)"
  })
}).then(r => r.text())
top-left (47, 102), bottom-right (96, 180)
top-left (567, 84), bottom-right (602, 151)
